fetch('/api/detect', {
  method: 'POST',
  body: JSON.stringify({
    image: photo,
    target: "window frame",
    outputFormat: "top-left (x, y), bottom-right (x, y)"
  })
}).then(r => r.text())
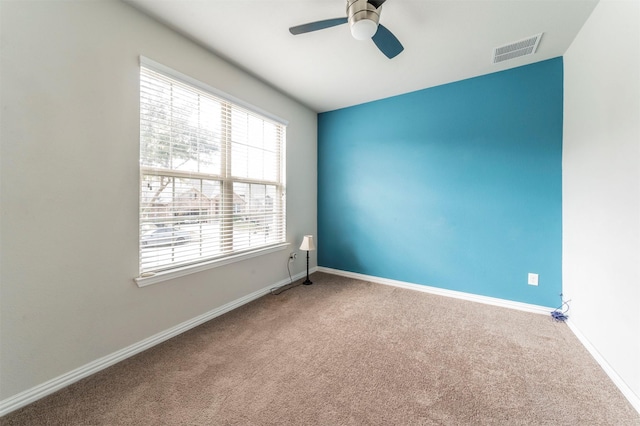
top-left (135, 57), bottom-right (288, 287)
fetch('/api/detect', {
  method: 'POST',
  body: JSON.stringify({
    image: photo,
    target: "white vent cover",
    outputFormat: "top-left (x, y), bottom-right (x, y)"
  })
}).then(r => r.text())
top-left (493, 33), bottom-right (543, 64)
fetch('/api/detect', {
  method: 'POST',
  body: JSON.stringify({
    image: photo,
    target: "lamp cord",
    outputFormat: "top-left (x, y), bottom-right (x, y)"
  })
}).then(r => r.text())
top-left (270, 257), bottom-right (299, 295)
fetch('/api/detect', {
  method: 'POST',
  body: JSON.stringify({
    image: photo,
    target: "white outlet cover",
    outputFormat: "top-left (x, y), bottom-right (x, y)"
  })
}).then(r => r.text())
top-left (528, 273), bottom-right (539, 286)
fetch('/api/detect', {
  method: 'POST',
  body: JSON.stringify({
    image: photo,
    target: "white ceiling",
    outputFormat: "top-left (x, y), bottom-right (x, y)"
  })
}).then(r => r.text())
top-left (125, 0), bottom-right (599, 112)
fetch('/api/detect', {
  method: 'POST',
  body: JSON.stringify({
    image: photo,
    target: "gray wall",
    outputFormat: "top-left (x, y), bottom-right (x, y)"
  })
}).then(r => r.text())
top-left (563, 0), bottom-right (640, 403)
top-left (0, 0), bottom-right (317, 400)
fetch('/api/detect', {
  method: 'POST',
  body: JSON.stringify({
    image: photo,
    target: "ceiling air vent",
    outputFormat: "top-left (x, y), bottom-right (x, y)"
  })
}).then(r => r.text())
top-left (493, 33), bottom-right (543, 64)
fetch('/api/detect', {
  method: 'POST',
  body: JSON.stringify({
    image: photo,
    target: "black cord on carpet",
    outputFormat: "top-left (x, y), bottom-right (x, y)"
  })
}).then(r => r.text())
top-left (270, 256), bottom-right (298, 295)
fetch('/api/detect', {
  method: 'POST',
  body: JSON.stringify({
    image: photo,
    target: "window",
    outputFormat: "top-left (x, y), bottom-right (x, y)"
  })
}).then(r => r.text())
top-left (138, 58), bottom-right (286, 280)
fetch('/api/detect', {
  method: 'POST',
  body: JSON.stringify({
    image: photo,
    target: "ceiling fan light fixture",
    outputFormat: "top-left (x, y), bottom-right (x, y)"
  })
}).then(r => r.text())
top-left (350, 18), bottom-right (378, 40)
top-left (347, 0), bottom-right (380, 40)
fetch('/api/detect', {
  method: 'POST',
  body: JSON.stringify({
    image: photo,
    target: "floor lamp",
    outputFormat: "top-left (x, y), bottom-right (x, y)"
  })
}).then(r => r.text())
top-left (299, 235), bottom-right (316, 285)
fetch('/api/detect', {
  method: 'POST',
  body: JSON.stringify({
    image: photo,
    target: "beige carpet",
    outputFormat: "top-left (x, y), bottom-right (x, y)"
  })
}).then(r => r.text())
top-left (2, 272), bottom-right (639, 425)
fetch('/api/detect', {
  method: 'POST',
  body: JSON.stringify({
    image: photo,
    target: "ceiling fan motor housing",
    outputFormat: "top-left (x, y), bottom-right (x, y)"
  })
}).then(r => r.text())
top-left (347, 0), bottom-right (380, 40)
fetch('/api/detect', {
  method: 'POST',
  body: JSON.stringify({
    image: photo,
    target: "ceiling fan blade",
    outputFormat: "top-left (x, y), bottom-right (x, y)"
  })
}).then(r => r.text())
top-left (372, 23), bottom-right (404, 59)
top-left (289, 17), bottom-right (348, 35)
top-left (368, 0), bottom-right (387, 8)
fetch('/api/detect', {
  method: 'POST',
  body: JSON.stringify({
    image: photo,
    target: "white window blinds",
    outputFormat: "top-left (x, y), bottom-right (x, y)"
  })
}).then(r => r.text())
top-left (139, 60), bottom-right (286, 276)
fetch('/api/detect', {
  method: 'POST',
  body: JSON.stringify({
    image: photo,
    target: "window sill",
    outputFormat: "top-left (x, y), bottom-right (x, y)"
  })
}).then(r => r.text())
top-left (134, 243), bottom-right (290, 287)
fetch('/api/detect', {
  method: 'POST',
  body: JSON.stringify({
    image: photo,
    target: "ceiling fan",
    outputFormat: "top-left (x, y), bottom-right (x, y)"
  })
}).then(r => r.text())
top-left (289, 0), bottom-right (404, 59)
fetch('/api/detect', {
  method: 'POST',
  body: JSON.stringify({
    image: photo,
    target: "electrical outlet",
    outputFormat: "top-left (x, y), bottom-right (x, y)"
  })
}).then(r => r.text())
top-left (289, 252), bottom-right (297, 261)
top-left (528, 273), bottom-right (539, 286)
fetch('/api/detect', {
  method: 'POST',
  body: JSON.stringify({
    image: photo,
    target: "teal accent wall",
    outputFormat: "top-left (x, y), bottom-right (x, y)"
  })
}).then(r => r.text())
top-left (318, 58), bottom-right (563, 307)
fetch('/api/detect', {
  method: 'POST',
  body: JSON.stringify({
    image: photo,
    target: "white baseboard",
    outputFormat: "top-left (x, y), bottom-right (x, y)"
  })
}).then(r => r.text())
top-left (318, 266), bottom-right (640, 415)
top-left (317, 267), bottom-right (554, 315)
top-left (566, 319), bottom-right (640, 414)
top-left (0, 270), bottom-right (311, 417)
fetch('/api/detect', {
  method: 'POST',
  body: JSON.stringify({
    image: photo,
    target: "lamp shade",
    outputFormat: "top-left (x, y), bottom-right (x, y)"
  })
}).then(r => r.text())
top-left (299, 235), bottom-right (316, 251)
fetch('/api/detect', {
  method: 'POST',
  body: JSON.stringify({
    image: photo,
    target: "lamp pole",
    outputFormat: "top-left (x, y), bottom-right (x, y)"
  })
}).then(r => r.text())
top-left (303, 249), bottom-right (312, 285)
